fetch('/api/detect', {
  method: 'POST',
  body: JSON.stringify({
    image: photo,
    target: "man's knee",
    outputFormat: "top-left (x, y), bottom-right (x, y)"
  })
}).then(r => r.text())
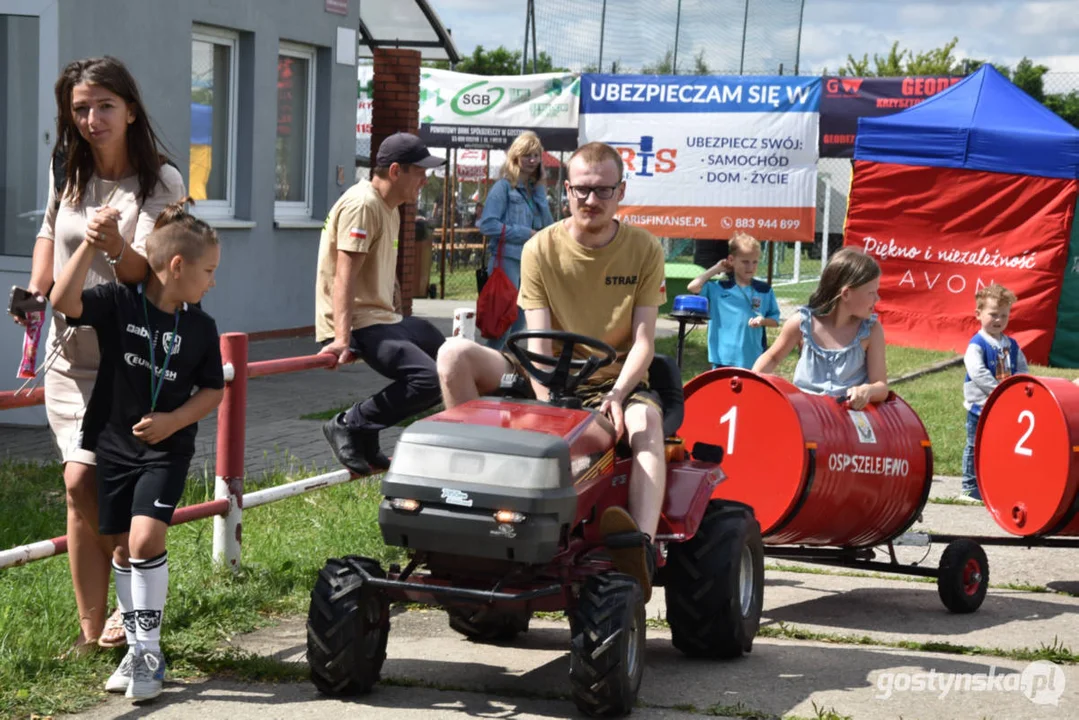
top-left (625, 403), bottom-right (664, 449)
top-left (436, 337), bottom-right (475, 381)
top-left (437, 338), bottom-right (509, 394)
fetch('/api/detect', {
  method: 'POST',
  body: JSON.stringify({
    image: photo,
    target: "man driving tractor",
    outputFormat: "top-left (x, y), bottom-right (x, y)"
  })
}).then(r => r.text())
top-left (436, 141), bottom-right (667, 599)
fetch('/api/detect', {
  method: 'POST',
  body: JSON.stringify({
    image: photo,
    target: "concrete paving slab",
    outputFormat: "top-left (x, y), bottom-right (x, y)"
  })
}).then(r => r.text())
top-left (61, 680), bottom-right (714, 720)
top-left (764, 486), bottom-right (1079, 591)
top-left (67, 608), bottom-right (1078, 720)
top-left (750, 571), bottom-right (1076, 653)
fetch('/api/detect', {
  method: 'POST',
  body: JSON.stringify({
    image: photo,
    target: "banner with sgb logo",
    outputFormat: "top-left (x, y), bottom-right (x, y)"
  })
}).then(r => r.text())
top-left (416, 67), bottom-right (580, 151)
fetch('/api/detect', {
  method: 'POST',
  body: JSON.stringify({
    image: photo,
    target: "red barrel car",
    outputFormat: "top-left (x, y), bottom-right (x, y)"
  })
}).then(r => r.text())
top-left (976, 374), bottom-right (1079, 536)
top-left (680, 367), bottom-right (989, 613)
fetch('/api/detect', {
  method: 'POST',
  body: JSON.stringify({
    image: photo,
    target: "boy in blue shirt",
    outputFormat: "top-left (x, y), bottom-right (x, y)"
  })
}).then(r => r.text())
top-left (688, 231), bottom-right (780, 369)
top-left (961, 283), bottom-right (1028, 503)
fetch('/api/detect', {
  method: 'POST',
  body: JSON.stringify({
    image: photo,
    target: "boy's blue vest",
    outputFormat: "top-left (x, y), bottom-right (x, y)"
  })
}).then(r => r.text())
top-left (964, 332), bottom-right (1019, 410)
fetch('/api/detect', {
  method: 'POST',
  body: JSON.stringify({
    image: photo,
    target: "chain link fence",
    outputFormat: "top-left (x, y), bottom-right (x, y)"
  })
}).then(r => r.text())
top-left (420, 0), bottom-right (1079, 299)
top-left (535, 0), bottom-right (806, 75)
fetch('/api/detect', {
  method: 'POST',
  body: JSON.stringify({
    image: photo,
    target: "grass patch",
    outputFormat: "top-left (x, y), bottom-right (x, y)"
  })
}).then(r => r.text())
top-left (0, 457), bottom-right (398, 718)
top-left (927, 495), bottom-right (982, 506)
top-left (758, 621), bottom-right (1079, 664)
top-left (765, 561), bottom-right (936, 585)
top-left (897, 362), bottom-right (1079, 476)
top-left (646, 612), bottom-right (1078, 664)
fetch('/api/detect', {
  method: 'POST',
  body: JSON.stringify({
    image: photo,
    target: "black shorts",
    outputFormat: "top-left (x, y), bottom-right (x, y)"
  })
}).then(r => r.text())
top-left (97, 454), bottom-right (190, 535)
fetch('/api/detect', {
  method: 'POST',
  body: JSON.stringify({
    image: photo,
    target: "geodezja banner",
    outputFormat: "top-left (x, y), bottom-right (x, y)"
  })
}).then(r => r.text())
top-left (579, 74), bottom-right (821, 241)
top-left (417, 67), bottom-right (580, 151)
top-left (819, 75), bottom-right (962, 158)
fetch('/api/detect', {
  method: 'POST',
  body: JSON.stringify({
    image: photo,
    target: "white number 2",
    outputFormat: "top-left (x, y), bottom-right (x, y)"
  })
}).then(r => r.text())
top-left (1014, 410), bottom-right (1035, 457)
top-left (720, 406), bottom-right (738, 455)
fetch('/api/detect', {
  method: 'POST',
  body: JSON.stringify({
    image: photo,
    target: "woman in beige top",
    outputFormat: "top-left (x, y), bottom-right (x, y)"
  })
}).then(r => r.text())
top-left (21, 56), bottom-right (184, 656)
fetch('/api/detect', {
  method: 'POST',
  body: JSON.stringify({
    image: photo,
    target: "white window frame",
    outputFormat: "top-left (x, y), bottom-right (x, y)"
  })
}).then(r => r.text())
top-left (0, 1), bottom-right (58, 265)
top-left (191, 24), bottom-right (239, 220)
top-left (274, 41), bottom-right (317, 220)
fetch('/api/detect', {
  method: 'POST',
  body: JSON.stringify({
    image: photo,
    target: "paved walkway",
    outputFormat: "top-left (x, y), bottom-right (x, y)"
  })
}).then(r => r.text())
top-left (0, 299), bottom-right (707, 478)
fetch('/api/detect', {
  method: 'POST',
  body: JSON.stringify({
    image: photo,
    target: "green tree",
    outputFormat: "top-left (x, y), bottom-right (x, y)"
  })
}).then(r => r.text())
top-left (641, 48), bottom-right (710, 75)
top-left (426, 45), bottom-right (567, 75)
top-left (837, 37), bottom-right (1079, 129)
top-left (582, 60), bottom-right (622, 74)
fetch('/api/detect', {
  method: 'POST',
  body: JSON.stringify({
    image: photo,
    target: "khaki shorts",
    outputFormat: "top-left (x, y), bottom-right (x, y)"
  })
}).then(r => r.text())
top-left (500, 351), bottom-right (662, 414)
top-left (44, 320), bottom-right (99, 466)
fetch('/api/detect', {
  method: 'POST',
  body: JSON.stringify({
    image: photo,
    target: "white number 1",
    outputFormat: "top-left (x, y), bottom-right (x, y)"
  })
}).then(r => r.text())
top-left (1014, 410), bottom-right (1035, 457)
top-left (720, 406), bottom-right (738, 455)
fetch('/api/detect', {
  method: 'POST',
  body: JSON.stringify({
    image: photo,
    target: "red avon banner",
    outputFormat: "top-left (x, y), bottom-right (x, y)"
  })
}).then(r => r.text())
top-left (844, 160), bottom-right (1077, 364)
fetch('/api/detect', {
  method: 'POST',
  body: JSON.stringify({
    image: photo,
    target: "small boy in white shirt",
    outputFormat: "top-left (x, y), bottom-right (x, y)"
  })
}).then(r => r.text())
top-left (961, 283), bottom-right (1028, 503)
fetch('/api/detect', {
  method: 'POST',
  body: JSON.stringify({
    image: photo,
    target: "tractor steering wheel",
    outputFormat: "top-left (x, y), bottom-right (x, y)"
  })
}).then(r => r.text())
top-left (505, 330), bottom-right (617, 401)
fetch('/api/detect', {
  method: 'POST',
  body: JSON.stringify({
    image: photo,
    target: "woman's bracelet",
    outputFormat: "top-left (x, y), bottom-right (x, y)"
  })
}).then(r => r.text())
top-left (105, 241), bottom-right (126, 267)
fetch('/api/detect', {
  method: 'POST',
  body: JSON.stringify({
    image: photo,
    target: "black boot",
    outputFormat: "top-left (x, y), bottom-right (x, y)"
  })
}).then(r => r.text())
top-left (322, 413), bottom-right (371, 476)
top-left (360, 430), bottom-right (391, 471)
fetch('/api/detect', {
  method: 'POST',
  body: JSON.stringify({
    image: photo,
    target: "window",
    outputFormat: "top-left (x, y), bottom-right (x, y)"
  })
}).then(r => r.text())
top-left (1, 14), bottom-right (41, 257)
top-left (275, 42), bottom-right (316, 219)
top-left (191, 26), bottom-right (238, 217)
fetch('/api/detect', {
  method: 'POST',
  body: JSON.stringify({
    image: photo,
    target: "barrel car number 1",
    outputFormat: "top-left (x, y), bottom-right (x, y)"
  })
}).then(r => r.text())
top-left (1014, 409), bottom-right (1035, 457)
top-left (720, 406), bottom-right (738, 454)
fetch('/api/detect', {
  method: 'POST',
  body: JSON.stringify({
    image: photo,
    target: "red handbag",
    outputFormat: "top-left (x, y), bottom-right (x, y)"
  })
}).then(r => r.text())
top-left (475, 227), bottom-right (519, 340)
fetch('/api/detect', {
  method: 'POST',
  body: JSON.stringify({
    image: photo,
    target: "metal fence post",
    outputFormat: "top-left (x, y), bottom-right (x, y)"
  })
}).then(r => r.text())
top-left (213, 332), bottom-right (248, 571)
top-left (821, 173), bottom-right (833, 270)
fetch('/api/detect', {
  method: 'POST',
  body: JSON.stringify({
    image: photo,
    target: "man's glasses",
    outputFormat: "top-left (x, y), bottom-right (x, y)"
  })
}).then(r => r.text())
top-left (567, 184), bottom-right (622, 200)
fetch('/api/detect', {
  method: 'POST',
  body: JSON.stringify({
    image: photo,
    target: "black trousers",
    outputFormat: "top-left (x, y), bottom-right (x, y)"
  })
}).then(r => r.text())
top-left (342, 316), bottom-right (445, 432)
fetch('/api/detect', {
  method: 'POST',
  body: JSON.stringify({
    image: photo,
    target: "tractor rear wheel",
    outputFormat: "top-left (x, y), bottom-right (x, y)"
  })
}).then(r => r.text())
top-left (447, 606), bottom-right (531, 642)
top-left (664, 501), bottom-right (764, 659)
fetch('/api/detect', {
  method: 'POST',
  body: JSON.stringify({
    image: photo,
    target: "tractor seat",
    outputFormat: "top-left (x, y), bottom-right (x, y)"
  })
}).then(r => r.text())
top-left (649, 354), bottom-right (684, 438)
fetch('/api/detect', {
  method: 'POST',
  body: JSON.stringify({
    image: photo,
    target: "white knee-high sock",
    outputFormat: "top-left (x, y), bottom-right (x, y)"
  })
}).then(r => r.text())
top-left (111, 561), bottom-right (137, 648)
top-left (129, 551), bottom-right (168, 652)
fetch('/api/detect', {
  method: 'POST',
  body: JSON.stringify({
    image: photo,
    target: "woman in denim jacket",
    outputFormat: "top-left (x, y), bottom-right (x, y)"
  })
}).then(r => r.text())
top-left (478, 131), bottom-right (555, 349)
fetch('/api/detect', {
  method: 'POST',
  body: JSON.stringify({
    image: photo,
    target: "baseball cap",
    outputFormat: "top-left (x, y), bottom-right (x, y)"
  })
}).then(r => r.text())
top-left (376, 132), bottom-right (445, 169)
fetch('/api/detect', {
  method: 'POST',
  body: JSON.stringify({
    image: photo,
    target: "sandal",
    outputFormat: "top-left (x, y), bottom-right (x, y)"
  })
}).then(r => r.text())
top-left (97, 608), bottom-right (127, 648)
top-left (57, 631), bottom-right (100, 660)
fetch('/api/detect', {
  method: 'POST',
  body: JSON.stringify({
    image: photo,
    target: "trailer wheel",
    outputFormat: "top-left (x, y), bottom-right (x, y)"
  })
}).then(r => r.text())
top-left (665, 501), bottom-right (764, 658)
top-left (937, 539), bottom-right (989, 613)
top-left (569, 572), bottom-right (646, 717)
top-left (447, 606), bottom-right (531, 642)
top-left (307, 556), bottom-right (390, 696)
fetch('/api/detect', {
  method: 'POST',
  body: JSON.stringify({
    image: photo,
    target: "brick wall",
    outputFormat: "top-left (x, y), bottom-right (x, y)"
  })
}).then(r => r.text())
top-left (372, 48), bottom-right (421, 317)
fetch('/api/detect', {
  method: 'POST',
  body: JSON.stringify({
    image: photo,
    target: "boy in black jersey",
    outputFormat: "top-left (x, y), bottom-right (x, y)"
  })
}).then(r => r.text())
top-left (51, 202), bottom-right (224, 701)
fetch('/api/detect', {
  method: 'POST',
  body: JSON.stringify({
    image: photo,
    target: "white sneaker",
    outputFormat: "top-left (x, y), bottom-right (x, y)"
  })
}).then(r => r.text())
top-left (125, 647), bottom-right (166, 701)
top-left (954, 491), bottom-right (984, 505)
top-left (104, 648), bottom-right (135, 693)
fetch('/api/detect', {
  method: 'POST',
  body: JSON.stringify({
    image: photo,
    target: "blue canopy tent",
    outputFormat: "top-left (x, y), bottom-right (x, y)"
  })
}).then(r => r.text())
top-left (844, 65), bottom-right (1079, 365)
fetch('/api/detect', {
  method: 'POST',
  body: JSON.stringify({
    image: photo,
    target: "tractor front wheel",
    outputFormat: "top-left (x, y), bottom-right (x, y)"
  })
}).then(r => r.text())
top-left (569, 572), bottom-right (646, 717)
top-left (307, 556), bottom-right (390, 696)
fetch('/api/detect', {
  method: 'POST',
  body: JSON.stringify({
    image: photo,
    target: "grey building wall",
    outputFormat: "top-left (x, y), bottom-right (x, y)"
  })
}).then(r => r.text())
top-left (0, 0), bottom-right (359, 426)
top-left (51, 0), bottom-right (357, 334)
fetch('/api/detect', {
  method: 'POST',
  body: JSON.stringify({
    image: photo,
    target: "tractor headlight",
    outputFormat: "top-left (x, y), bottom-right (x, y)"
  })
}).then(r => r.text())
top-left (388, 441), bottom-right (563, 489)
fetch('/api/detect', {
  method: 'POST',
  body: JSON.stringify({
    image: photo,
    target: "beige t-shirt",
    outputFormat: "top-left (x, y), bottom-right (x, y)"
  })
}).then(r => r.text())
top-left (314, 180), bottom-right (401, 340)
top-left (38, 164), bottom-right (186, 357)
top-left (518, 221), bottom-right (667, 383)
